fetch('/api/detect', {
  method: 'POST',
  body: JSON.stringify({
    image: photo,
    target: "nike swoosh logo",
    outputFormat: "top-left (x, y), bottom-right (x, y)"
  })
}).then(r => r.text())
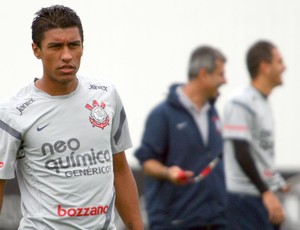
top-left (176, 121), bottom-right (187, 130)
top-left (37, 123), bottom-right (51, 131)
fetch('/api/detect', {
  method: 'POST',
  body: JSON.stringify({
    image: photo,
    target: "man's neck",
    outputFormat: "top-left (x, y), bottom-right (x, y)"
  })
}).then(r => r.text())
top-left (182, 83), bottom-right (207, 109)
top-left (35, 77), bottom-right (78, 96)
top-left (251, 79), bottom-right (273, 97)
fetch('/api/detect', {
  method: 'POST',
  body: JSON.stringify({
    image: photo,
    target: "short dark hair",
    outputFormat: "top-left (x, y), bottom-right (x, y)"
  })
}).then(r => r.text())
top-left (246, 40), bottom-right (276, 79)
top-left (188, 46), bottom-right (226, 80)
top-left (31, 5), bottom-right (84, 48)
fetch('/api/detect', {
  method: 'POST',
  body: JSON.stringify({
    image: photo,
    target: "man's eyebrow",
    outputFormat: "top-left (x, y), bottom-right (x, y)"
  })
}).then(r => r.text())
top-left (70, 40), bottom-right (82, 45)
top-left (47, 42), bottom-right (61, 46)
top-left (47, 40), bottom-right (82, 46)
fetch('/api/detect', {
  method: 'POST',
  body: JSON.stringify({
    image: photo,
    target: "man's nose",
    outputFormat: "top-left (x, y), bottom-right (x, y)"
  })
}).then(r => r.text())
top-left (61, 46), bottom-right (72, 61)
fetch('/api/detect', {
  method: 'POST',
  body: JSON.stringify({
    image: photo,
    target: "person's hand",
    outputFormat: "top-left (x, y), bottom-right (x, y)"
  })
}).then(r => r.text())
top-left (280, 183), bottom-right (291, 193)
top-left (262, 190), bottom-right (285, 225)
top-left (165, 166), bottom-right (194, 185)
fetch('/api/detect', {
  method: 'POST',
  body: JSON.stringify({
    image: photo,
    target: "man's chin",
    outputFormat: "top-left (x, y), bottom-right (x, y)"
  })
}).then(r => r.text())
top-left (212, 91), bottom-right (220, 99)
top-left (58, 74), bottom-right (77, 83)
top-left (275, 80), bottom-right (283, 87)
top-left (208, 93), bottom-right (220, 104)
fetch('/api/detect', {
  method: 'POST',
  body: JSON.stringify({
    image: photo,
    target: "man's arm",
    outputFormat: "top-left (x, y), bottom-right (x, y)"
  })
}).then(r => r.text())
top-left (233, 139), bottom-right (269, 193)
top-left (113, 152), bottom-right (144, 230)
top-left (0, 179), bottom-right (6, 213)
top-left (232, 139), bottom-right (284, 225)
top-left (142, 159), bottom-right (194, 185)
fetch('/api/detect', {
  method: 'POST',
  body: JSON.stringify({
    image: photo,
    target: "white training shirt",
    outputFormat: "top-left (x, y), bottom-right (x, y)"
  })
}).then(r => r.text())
top-left (0, 76), bottom-right (132, 229)
top-left (223, 85), bottom-right (286, 196)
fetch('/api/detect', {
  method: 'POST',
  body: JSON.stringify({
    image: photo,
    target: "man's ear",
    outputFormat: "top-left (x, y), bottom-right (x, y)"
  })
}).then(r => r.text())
top-left (198, 68), bottom-right (208, 80)
top-left (260, 61), bottom-right (271, 75)
top-left (32, 43), bottom-right (41, 59)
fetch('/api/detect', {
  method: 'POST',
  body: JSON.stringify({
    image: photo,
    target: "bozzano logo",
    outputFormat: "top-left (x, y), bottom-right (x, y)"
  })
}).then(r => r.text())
top-left (57, 204), bottom-right (108, 217)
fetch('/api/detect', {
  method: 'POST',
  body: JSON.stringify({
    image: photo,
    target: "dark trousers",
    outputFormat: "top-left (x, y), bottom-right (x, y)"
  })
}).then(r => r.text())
top-left (226, 192), bottom-right (280, 230)
top-left (151, 224), bottom-right (226, 230)
top-left (188, 225), bottom-right (226, 230)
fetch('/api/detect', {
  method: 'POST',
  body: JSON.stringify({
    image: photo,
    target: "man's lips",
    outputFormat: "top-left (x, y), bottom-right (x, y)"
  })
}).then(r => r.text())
top-left (58, 65), bottom-right (75, 73)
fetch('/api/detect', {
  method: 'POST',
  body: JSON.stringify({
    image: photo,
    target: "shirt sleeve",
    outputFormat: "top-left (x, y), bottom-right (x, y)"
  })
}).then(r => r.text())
top-left (134, 105), bottom-right (169, 165)
top-left (223, 100), bottom-right (255, 142)
top-left (0, 114), bottom-right (22, 179)
top-left (110, 87), bottom-right (132, 154)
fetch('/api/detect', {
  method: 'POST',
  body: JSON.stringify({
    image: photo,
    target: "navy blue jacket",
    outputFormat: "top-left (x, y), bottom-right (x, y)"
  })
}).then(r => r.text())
top-left (135, 84), bottom-right (227, 229)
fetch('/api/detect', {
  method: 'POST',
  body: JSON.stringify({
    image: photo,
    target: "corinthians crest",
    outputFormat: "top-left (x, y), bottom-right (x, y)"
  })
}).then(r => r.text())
top-left (85, 100), bottom-right (110, 129)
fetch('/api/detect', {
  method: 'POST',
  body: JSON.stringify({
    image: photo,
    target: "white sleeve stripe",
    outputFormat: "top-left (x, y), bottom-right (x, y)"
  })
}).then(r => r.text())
top-left (0, 120), bottom-right (22, 140)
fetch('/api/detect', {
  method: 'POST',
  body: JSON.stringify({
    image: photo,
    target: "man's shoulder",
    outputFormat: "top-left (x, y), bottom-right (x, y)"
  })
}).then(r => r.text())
top-left (79, 76), bottom-right (115, 91)
top-left (228, 85), bottom-right (258, 105)
top-left (78, 76), bottom-right (121, 100)
top-left (0, 83), bottom-right (33, 111)
top-left (223, 85), bottom-right (261, 117)
top-left (0, 83), bottom-right (34, 126)
top-left (140, 102), bottom-right (172, 130)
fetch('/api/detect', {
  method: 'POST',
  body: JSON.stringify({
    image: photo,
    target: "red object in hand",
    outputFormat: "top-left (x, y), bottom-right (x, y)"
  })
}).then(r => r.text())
top-left (201, 166), bottom-right (213, 177)
top-left (177, 171), bottom-right (188, 182)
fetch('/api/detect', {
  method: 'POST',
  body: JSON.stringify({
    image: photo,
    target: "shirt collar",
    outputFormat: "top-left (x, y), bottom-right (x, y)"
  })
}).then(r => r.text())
top-left (176, 85), bottom-right (211, 113)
